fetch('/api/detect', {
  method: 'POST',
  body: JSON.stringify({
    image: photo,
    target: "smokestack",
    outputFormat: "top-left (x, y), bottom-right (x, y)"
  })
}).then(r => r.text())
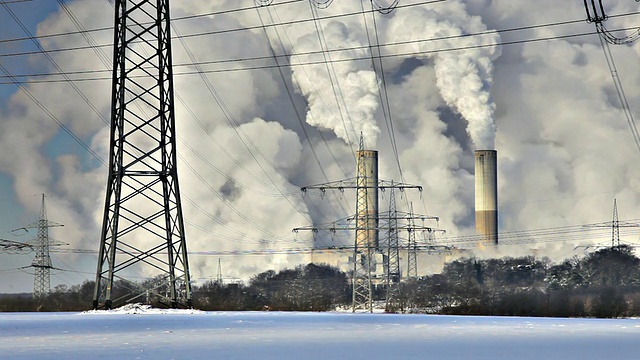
top-left (356, 149), bottom-right (379, 250)
top-left (475, 150), bottom-right (498, 245)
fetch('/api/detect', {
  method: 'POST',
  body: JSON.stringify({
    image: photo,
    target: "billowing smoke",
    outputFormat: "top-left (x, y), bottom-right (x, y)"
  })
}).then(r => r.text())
top-left (383, 3), bottom-right (500, 150)
top-left (4, 0), bottom-right (640, 293)
top-left (270, 3), bottom-right (382, 147)
top-left (267, 1), bottom-right (500, 150)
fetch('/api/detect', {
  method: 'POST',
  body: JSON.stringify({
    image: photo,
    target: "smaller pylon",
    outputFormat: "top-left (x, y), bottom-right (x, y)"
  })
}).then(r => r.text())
top-left (584, 199), bottom-right (639, 249)
top-left (216, 258), bottom-right (223, 284)
top-left (406, 204), bottom-right (418, 279)
top-left (384, 183), bottom-right (401, 312)
top-left (15, 194), bottom-right (63, 298)
top-left (612, 198), bottom-right (620, 248)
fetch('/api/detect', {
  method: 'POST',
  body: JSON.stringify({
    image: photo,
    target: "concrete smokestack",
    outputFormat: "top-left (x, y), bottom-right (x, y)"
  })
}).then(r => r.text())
top-left (356, 149), bottom-right (379, 250)
top-left (475, 150), bottom-right (498, 245)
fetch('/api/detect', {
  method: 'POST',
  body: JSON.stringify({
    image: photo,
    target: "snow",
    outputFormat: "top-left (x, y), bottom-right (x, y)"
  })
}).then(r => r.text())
top-left (1, 308), bottom-right (639, 359)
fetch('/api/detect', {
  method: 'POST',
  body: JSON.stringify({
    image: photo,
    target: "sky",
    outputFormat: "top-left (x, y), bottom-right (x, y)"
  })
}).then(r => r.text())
top-left (2, 310), bottom-right (640, 359)
top-left (2, 0), bottom-right (640, 293)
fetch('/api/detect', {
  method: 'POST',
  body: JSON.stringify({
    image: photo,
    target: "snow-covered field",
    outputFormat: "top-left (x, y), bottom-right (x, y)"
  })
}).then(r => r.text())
top-left (1, 306), bottom-right (639, 359)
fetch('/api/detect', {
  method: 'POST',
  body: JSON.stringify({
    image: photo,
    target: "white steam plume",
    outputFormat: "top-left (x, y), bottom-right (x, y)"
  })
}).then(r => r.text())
top-left (6, 0), bottom-right (640, 292)
top-left (384, 3), bottom-right (501, 150)
top-left (269, 4), bottom-right (382, 147)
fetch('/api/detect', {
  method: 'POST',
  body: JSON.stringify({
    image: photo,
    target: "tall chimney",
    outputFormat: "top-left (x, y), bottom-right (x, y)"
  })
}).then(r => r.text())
top-left (475, 150), bottom-right (498, 245)
top-left (356, 149), bottom-right (379, 250)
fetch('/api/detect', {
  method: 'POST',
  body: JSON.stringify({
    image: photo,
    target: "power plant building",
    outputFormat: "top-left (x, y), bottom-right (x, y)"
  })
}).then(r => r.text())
top-left (475, 150), bottom-right (498, 245)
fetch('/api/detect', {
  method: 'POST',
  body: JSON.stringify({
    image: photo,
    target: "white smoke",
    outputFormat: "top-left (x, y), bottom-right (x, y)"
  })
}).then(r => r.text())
top-left (270, 3), bottom-right (382, 147)
top-left (4, 0), bottom-right (640, 292)
top-left (383, 3), bottom-right (501, 150)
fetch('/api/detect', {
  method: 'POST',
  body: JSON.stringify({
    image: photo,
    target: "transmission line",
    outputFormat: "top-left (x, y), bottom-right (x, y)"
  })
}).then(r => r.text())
top-left (0, 0), bottom-right (447, 48)
top-left (5, 25), bottom-right (638, 86)
top-left (581, 0), bottom-right (640, 154)
top-left (5, 2), bottom-right (632, 64)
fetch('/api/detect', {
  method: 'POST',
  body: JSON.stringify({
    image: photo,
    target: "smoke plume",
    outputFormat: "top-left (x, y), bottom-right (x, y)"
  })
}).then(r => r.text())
top-left (3, 0), bottom-right (640, 292)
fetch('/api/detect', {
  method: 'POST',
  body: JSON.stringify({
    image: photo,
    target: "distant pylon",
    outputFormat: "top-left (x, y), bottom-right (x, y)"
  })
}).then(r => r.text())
top-left (93, 0), bottom-right (192, 309)
top-left (406, 203), bottom-right (418, 279)
top-left (294, 134), bottom-right (423, 312)
top-left (612, 198), bottom-right (620, 247)
top-left (216, 258), bottom-right (223, 284)
top-left (384, 183), bottom-right (401, 312)
top-left (17, 194), bottom-right (63, 298)
top-left (584, 199), bottom-right (639, 248)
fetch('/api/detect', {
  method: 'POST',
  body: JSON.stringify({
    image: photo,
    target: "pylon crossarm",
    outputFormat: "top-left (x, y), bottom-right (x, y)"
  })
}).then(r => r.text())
top-left (301, 178), bottom-right (422, 192)
top-left (0, 239), bottom-right (33, 254)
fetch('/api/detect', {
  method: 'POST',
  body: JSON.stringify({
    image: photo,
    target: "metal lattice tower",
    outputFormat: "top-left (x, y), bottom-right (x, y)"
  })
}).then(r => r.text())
top-left (294, 135), bottom-right (424, 312)
top-left (406, 203), bottom-right (418, 279)
top-left (611, 198), bottom-right (620, 247)
top-left (93, 0), bottom-right (192, 309)
top-left (216, 258), bottom-right (223, 284)
top-left (584, 199), bottom-right (639, 249)
top-left (19, 195), bottom-right (63, 298)
top-left (384, 183), bottom-right (401, 312)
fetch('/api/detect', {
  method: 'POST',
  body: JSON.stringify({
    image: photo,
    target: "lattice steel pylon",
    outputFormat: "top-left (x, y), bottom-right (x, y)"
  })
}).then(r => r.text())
top-left (384, 183), bottom-right (401, 312)
top-left (406, 203), bottom-right (418, 279)
top-left (93, 0), bottom-right (192, 309)
top-left (585, 199), bottom-right (639, 249)
top-left (295, 135), bottom-right (423, 312)
top-left (611, 198), bottom-right (620, 247)
top-left (18, 194), bottom-right (63, 298)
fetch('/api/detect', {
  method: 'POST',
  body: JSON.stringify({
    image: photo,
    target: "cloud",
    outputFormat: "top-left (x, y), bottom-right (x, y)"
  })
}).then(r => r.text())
top-left (3, 0), bottom-right (640, 291)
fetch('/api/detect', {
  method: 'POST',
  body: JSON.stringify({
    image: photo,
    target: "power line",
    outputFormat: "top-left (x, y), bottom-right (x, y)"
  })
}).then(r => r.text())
top-left (170, 24), bottom-right (314, 230)
top-left (0, 63), bottom-right (107, 165)
top-left (5, 1), bottom-right (640, 258)
top-left (256, 5), bottom-right (352, 221)
top-left (5, 25), bottom-right (639, 86)
top-left (0, 0), bottom-right (448, 47)
top-left (0, 0), bottom-right (32, 4)
top-left (5, 6), bottom-right (638, 65)
top-left (1, 1), bottom-right (318, 245)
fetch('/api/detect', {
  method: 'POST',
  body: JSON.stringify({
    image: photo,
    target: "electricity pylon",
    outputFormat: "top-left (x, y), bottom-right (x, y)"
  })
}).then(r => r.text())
top-left (295, 136), bottom-right (423, 312)
top-left (585, 199), bottom-right (639, 249)
top-left (216, 258), bottom-right (223, 284)
top-left (93, 0), bottom-right (192, 309)
top-left (406, 204), bottom-right (418, 279)
top-left (294, 206), bottom-right (441, 311)
top-left (384, 184), bottom-right (401, 312)
top-left (15, 194), bottom-right (63, 298)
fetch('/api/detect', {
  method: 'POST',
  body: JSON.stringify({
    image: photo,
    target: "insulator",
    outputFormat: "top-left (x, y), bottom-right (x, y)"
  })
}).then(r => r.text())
top-left (310, 0), bottom-right (333, 9)
top-left (254, 0), bottom-right (274, 6)
top-left (371, 0), bottom-right (399, 14)
top-left (584, 0), bottom-right (608, 23)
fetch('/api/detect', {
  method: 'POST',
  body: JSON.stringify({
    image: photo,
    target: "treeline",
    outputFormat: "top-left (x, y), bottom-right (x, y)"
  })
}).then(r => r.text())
top-left (401, 245), bottom-right (640, 317)
top-left (2, 245), bottom-right (640, 317)
top-left (0, 263), bottom-right (350, 312)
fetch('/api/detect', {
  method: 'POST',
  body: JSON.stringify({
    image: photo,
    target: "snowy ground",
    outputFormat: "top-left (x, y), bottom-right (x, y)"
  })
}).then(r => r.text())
top-left (1, 306), bottom-right (639, 359)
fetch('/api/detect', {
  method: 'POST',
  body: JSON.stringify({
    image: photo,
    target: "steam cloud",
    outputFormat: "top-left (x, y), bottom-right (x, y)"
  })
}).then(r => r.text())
top-left (1, 0), bottom-right (640, 291)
